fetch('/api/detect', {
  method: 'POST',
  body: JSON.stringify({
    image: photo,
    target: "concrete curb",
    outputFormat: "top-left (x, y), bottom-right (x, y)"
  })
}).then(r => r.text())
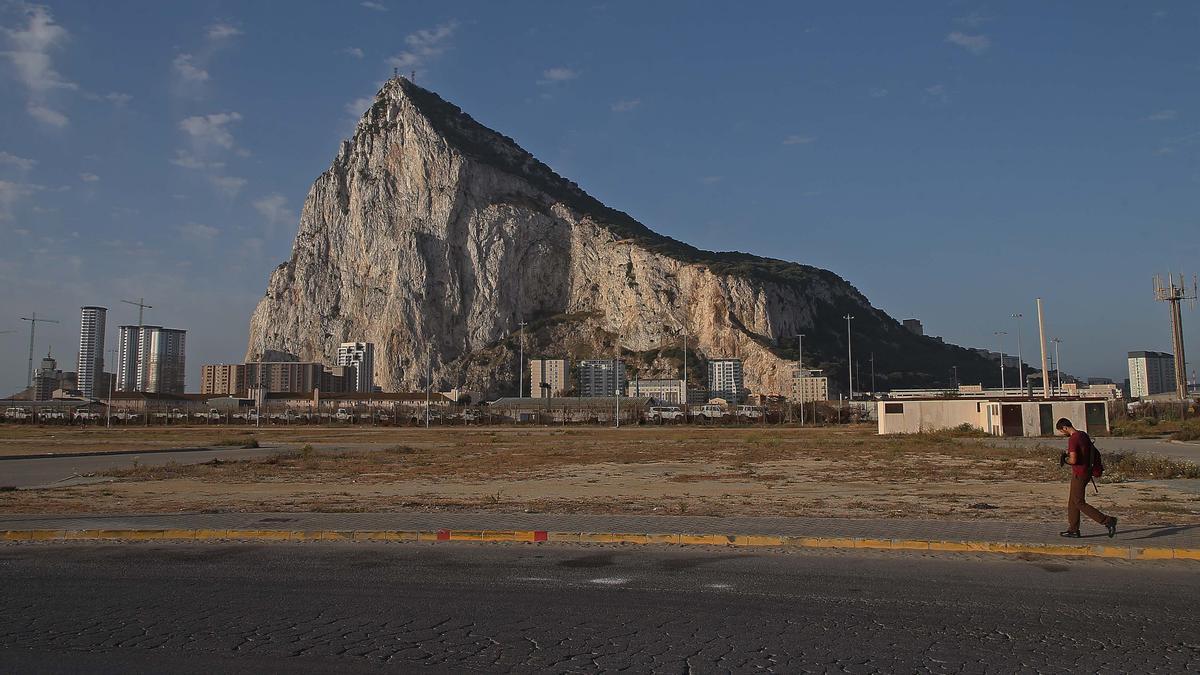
top-left (2, 528), bottom-right (1197, 561)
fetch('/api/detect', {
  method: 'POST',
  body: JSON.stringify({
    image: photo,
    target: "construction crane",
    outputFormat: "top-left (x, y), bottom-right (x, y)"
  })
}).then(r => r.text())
top-left (1154, 273), bottom-right (1198, 401)
top-left (121, 297), bottom-right (152, 326)
top-left (20, 312), bottom-right (59, 387)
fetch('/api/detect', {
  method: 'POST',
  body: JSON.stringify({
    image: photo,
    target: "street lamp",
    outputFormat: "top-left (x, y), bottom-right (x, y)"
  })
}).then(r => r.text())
top-left (843, 314), bottom-right (855, 399)
top-left (1012, 313), bottom-right (1024, 393)
top-left (993, 330), bottom-right (1007, 393)
top-left (1051, 337), bottom-right (1063, 394)
top-left (517, 319), bottom-right (527, 398)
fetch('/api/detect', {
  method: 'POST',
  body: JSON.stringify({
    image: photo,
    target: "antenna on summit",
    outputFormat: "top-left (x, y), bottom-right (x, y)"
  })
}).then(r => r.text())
top-left (411, 70), bottom-right (416, 83)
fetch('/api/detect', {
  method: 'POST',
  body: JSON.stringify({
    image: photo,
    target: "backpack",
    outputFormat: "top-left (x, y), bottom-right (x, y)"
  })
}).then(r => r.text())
top-left (1086, 437), bottom-right (1104, 492)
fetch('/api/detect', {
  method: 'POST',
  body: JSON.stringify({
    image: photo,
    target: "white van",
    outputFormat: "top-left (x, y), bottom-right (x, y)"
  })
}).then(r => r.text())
top-left (647, 406), bottom-right (685, 421)
top-left (735, 405), bottom-right (766, 419)
top-left (690, 404), bottom-right (725, 419)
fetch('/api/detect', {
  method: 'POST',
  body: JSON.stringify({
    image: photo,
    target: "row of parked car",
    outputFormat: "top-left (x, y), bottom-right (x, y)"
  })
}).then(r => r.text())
top-left (645, 404), bottom-right (767, 421)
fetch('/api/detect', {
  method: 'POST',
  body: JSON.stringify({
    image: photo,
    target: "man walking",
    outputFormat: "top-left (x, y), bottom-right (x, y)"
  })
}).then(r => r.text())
top-left (1056, 418), bottom-right (1117, 538)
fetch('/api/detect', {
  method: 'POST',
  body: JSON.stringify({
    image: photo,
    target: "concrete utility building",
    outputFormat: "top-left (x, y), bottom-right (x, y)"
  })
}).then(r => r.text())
top-left (877, 397), bottom-right (1109, 437)
top-left (1127, 351), bottom-right (1176, 399)
top-left (529, 358), bottom-right (570, 397)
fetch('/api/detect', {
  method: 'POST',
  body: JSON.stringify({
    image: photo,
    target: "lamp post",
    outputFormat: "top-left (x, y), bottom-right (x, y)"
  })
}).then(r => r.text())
top-left (1051, 338), bottom-right (1063, 394)
top-left (844, 314), bottom-right (855, 400)
top-left (1012, 313), bottom-right (1024, 393)
top-left (517, 320), bottom-right (527, 398)
top-left (993, 330), bottom-right (1007, 393)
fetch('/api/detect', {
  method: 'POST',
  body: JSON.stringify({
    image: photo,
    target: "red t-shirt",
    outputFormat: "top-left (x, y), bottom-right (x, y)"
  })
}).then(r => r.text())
top-left (1067, 431), bottom-right (1094, 478)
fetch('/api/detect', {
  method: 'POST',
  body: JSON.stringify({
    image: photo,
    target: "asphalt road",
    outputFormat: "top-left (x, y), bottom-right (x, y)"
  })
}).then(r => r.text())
top-left (0, 446), bottom-right (284, 489)
top-left (1, 542), bottom-right (1196, 673)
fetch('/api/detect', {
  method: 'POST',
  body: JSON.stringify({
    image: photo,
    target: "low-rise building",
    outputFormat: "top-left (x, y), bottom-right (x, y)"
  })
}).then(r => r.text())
top-left (788, 368), bottom-right (829, 403)
top-left (877, 397), bottom-right (1110, 437)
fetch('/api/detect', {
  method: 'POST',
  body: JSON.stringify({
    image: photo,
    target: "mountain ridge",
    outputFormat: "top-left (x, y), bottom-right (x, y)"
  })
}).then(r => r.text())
top-left (246, 77), bottom-right (995, 395)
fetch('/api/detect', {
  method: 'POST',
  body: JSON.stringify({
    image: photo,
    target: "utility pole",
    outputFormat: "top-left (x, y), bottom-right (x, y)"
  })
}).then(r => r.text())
top-left (993, 330), bottom-right (1007, 393)
top-left (870, 352), bottom-right (875, 396)
top-left (425, 353), bottom-right (432, 429)
top-left (1036, 299), bottom-right (1050, 399)
top-left (797, 334), bottom-right (805, 426)
top-left (843, 314), bottom-right (854, 400)
top-left (106, 347), bottom-right (117, 428)
top-left (1012, 312), bottom-right (1024, 393)
top-left (1154, 273), bottom-right (1197, 401)
top-left (20, 312), bottom-right (59, 387)
top-left (121, 297), bottom-right (152, 327)
top-left (517, 320), bottom-right (527, 398)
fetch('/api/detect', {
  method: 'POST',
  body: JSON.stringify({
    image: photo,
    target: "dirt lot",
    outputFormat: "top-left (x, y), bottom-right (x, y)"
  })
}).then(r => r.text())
top-left (1, 425), bottom-right (1198, 523)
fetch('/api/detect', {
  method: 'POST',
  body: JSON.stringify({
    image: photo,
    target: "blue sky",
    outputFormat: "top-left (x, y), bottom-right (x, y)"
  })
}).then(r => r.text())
top-left (1, 1), bottom-right (1198, 392)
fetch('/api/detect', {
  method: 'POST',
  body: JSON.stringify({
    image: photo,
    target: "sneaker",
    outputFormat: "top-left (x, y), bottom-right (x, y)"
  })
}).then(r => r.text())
top-left (1059, 530), bottom-right (1081, 538)
top-left (1106, 517), bottom-right (1118, 538)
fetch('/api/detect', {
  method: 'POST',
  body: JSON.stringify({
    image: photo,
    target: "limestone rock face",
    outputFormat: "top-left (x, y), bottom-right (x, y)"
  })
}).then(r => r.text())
top-left (247, 78), bottom-right (986, 395)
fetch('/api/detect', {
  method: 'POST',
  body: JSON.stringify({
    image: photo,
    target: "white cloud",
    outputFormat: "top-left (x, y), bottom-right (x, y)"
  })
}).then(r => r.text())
top-left (172, 53), bottom-right (210, 83)
top-left (79, 172), bottom-right (99, 182)
top-left (1146, 109), bottom-right (1178, 121)
top-left (209, 175), bottom-right (246, 198)
top-left (782, 135), bottom-right (816, 146)
top-left (0, 179), bottom-right (42, 220)
top-left (924, 83), bottom-right (949, 103)
top-left (176, 222), bottom-right (220, 240)
top-left (387, 21), bottom-right (457, 71)
top-left (946, 31), bottom-right (991, 55)
top-left (0, 151), bottom-right (36, 172)
top-left (179, 112), bottom-right (243, 150)
top-left (699, 176), bottom-right (722, 185)
top-left (611, 98), bottom-right (640, 112)
top-left (345, 96), bottom-right (375, 118)
top-left (206, 22), bottom-right (242, 41)
top-left (343, 47), bottom-right (364, 59)
top-left (169, 149), bottom-right (224, 170)
top-left (361, 1), bottom-right (387, 10)
top-left (253, 193), bottom-right (296, 228)
top-left (2, 4), bottom-right (76, 126)
top-left (953, 13), bottom-right (992, 28)
top-left (869, 87), bottom-right (889, 98)
top-left (539, 67), bottom-right (579, 84)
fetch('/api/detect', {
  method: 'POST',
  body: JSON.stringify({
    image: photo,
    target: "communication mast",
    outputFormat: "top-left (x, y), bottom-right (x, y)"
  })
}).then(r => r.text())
top-left (1154, 273), bottom-right (1197, 400)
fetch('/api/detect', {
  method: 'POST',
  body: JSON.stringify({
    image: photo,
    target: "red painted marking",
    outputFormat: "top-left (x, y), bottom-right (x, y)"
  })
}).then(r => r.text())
top-left (534, 530), bottom-right (548, 542)
top-left (436, 529), bottom-right (450, 541)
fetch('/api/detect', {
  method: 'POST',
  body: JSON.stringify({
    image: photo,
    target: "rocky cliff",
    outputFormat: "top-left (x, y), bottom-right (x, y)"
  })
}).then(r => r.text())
top-left (247, 77), bottom-right (993, 396)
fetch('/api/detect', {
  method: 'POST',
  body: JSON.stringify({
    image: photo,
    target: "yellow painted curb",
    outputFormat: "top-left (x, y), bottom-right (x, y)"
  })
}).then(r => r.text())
top-left (0, 528), bottom-right (1196, 562)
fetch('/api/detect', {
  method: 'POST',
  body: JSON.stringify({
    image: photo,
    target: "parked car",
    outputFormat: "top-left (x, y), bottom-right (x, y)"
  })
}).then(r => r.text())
top-left (193, 408), bottom-right (221, 421)
top-left (233, 408), bottom-right (259, 422)
top-left (734, 405), bottom-right (766, 419)
top-left (334, 408), bottom-right (353, 422)
top-left (113, 409), bottom-right (140, 421)
top-left (690, 404), bottom-right (726, 419)
top-left (647, 406), bottom-right (685, 421)
top-left (153, 408), bottom-right (188, 420)
top-left (40, 409), bottom-right (68, 421)
top-left (4, 407), bottom-right (31, 421)
top-left (73, 408), bottom-right (101, 421)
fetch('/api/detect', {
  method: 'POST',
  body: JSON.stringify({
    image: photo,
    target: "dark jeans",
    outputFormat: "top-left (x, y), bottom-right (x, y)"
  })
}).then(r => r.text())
top-left (1067, 474), bottom-right (1109, 532)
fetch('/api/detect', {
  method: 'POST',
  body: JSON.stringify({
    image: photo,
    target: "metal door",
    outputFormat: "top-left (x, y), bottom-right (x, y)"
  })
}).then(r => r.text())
top-left (1001, 404), bottom-right (1024, 437)
top-left (1039, 404), bottom-right (1055, 436)
top-left (1085, 403), bottom-right (1107, 435)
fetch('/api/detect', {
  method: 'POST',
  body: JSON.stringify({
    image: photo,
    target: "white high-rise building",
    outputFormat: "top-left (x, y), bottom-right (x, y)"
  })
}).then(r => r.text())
top-left (578, 359), bottom-right (627, 397)
top-left (1128, 351), bottom-right (1175, 399)
top-left (117, 325), bottom-right (187, 394)
top-left (707, 358), bottom-right (745, 404)
top-left (77, 306), bottom-right (107, 399)
top-left (529, 358), bottom-right (570, 397)
top-left (337, 342), bottom-right (376, 392)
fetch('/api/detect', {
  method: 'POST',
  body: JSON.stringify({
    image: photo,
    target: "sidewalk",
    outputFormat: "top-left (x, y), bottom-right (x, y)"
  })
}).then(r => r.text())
top-left (2, 512), bottom-right (1197, 560)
